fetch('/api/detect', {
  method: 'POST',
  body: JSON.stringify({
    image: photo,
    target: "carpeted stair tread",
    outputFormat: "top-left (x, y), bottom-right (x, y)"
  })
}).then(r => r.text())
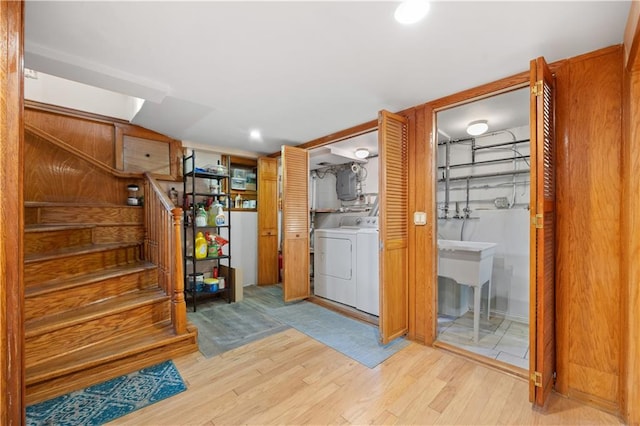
top-left (25, 287), bottom-right (169, 338)
top-left (25, 261), bottom-right (156, 298)
top-left (26, 320), bottom-right (198, 385)
top-left (24, 242), bottom-right (141, 263)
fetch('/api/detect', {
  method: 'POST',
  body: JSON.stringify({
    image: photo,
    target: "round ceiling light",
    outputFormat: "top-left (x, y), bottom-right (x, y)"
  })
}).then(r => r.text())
top-left (354, 148), bottom-right (370, 159)
top-left (466, 120), bottom-right (489, 136)
top-left (394, 0), bottom-right (430, 25)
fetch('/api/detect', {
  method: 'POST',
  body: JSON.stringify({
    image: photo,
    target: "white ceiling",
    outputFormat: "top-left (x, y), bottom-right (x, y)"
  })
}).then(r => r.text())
top-left (24, 1), bottom-right (630, 156)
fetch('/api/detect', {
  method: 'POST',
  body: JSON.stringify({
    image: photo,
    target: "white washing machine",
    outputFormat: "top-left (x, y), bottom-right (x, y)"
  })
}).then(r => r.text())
top-left (314, 227), bottom-right (358, 307)
top-left (314, 216), bottom-right (379, 316)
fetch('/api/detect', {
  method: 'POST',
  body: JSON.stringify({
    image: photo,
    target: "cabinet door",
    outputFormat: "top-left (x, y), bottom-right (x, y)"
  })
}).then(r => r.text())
top-left (123, 135), bottom-right (171, 175)
top-left (281, 146), bottom-right (310, 302)
top-left (257, 157), bottom-right (279, 285)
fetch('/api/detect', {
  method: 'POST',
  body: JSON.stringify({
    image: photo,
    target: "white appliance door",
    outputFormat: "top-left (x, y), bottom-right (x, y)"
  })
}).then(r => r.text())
top-left (314, 233), bottom-right (357, 306)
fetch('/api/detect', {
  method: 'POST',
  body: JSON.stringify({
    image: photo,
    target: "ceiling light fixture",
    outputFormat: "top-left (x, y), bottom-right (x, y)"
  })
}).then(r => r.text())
top-left (249, 129), bottom-right (262, 141)
top-left (466, 120), bottom-right (489, 136)
top-left (394, 0), bottom-right (430, 25)
top-left (354, 148), bottom-right (370, 159)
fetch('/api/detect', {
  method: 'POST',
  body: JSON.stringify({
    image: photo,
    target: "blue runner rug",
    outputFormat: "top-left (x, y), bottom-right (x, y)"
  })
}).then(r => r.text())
top-left (26, 360), bottom-right (187, 426)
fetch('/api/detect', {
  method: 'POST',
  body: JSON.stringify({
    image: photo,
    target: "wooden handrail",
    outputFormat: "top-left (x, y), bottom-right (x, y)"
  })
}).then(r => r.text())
top-left (143, 172), bottom-right (186, 335)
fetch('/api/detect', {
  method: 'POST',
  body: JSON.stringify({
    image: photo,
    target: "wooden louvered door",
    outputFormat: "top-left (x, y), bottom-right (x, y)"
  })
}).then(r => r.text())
top-left (281, 145), bottom-right (310, 302)
top-left (529, 56), bottom-right (556, 407)
top-left (378, 110), bottom-right (409, 344)
top-left (257, 157), bottom-right (279, 285)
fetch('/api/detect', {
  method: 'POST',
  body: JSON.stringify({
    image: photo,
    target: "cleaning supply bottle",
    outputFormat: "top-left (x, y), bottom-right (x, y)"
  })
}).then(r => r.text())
top-left (215, 203), bottom-right (225, 226)
top-left (195, 207), bottom-right (207, 227)
top-left (195, 231), bottom-right (208, 259)
top-left (207, 206), bottom-right (217, 226)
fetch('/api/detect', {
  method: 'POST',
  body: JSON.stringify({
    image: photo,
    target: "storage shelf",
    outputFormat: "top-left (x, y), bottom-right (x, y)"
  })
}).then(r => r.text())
top-left (183, 152), bottom-right (232, 312)
top-left (184, 191), bottom-right (230, 198)
top-left (186, 255), bottom-right (230, 262)
top-left (184, 170), bottom-right (229, 179)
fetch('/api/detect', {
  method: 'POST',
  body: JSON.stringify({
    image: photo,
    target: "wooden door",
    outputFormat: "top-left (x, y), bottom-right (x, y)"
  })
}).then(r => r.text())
top-left (281, 145), bottom-right (310, 301)
top-left (529, 57), bottom-right (556, 407)
top-left (257, 157), bottom-right (279, 285)
top-left (378, 110), bottom-right (409, 344)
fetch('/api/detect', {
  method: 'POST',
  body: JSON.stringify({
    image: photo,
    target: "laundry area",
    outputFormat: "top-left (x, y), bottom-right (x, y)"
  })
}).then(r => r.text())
top-left (308, 131), bottom-right (381, 320)
top-left (435, 87), bottom-right (531, 370)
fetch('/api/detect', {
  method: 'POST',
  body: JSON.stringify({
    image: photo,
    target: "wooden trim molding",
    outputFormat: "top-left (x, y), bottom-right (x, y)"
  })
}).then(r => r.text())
top-left (25, 99), bottom-right (130, 125)
top-left (624, 0), bottom-right (640, 72)
top-left (0, 1), bottom-right (25, 423)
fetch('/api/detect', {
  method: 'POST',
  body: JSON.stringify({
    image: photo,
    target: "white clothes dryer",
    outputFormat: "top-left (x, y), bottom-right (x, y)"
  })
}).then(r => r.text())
top-left (314, 227), bottom-right (358, 307)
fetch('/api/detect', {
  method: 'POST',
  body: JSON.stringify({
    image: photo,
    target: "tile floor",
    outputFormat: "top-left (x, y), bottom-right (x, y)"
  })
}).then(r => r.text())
top-left (436, 311), bottom-right (529, 370)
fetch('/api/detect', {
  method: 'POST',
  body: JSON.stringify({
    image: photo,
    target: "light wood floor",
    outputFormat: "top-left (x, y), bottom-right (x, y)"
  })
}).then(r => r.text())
top-left (109, 329), bottom-right (622, 425)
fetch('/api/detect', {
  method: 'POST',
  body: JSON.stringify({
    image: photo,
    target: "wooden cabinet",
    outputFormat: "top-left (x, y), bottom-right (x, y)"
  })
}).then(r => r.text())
top-left (123, 135), bottom-right (171, 175)
top-left (228, 156), bottom-right (258, 210)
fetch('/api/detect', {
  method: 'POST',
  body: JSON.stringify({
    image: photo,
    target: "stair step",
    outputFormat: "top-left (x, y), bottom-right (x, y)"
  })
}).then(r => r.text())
top-left (24, 224), bottom-right (95, 255)
top-left (24, 242), bottom-right (141, 286)
top-left (25, 261), bottom-right (158, 322)
top-left (25, 321), bottom-right (199, 404)
top-left (25, 201), bottom-right (143, 225)
top-left (25, 288), bottom-right (170, 366)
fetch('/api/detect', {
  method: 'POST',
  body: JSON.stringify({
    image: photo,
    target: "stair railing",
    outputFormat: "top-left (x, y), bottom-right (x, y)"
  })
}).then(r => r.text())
top-left (143, 172), bottom-right (186, 335)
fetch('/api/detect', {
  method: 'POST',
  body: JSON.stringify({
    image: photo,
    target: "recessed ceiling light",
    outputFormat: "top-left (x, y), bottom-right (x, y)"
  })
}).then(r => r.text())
top-left (394, 0), bottom-right (430, 25)
top-left (249, 129), bottom-right (262, 141)
top-left (354, 148), bottom-right (370, 159)
top-left (466, 120), bottom-right (489, 136)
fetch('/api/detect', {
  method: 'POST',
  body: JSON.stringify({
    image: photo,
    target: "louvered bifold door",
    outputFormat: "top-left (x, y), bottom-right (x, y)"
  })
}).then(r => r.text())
top-left (378, 110), bottom-right (409, 344)
top-left (529, 57), bottom-right (556, 407)
top-left (257, 157), bottom-right (279, 285)
top-left (281, 145), bottom-right (310, 302)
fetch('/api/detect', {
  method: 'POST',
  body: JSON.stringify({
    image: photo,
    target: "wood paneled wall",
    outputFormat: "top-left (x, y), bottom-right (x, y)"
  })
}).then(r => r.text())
top-left (24, 130), bottom-right (137, 204)
top-left (24, 108), bottom-right (116, 167)
top-left (621, 6), bottom-right (640, 422)
top-left (407, 105), bottom-right (436, 344)
top-left (554, 47), bottom-right (623, 412)
top-left (0, 1), bottom-right (25, 424)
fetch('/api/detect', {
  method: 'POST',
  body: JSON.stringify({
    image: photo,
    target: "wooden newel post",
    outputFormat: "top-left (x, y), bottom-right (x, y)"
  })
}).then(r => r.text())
top-left (171, 207), bottom-right (186, 334)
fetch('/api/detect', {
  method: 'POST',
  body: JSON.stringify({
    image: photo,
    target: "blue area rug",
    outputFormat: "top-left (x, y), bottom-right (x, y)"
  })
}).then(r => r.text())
top-left (267, 300), bottom-right (410, 368)
top-left (192, 285), bottom-right (409, 368)
top-left (26, 360), bottom-right (187, 426)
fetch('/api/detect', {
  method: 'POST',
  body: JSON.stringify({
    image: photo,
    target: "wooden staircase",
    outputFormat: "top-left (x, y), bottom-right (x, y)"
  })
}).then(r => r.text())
top-left (24, 202), bottom-right (198, 405)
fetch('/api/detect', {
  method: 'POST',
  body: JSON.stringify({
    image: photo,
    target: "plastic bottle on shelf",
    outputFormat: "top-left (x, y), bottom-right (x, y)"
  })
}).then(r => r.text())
top-left (168, 187), bottom-right (179, 205)
top-left (207, 206), bottom-right (217, 226)
top-left (235, 194), bottom-right (242, 208)
top-left (195, 207), bottom-right (207, 227)
top-left (215, 203), bottom-right (225, 226)
top-left (194, 232), bottom-right (207, 259)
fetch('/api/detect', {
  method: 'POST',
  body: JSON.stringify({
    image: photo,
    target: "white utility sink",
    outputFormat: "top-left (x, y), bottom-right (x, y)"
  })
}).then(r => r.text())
top-left (438, 239), bottom-right (497, 342)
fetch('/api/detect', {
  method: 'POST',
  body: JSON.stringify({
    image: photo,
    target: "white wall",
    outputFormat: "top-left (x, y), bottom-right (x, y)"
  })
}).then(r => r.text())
top-left (437, 125), bottom-right (530, 323)
top-left (230, 211), bottom-right (258, 286)
top-left (25, 71), bottom-right (142, 121)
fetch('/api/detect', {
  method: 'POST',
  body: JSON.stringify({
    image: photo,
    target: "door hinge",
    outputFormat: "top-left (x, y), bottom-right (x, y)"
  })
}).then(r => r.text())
top-left (532, 214), bottom-right (544, 229)
top-left (531, 80), bottom-right (543, 96)
top-left (531, 371), bottom-right (542, 387)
